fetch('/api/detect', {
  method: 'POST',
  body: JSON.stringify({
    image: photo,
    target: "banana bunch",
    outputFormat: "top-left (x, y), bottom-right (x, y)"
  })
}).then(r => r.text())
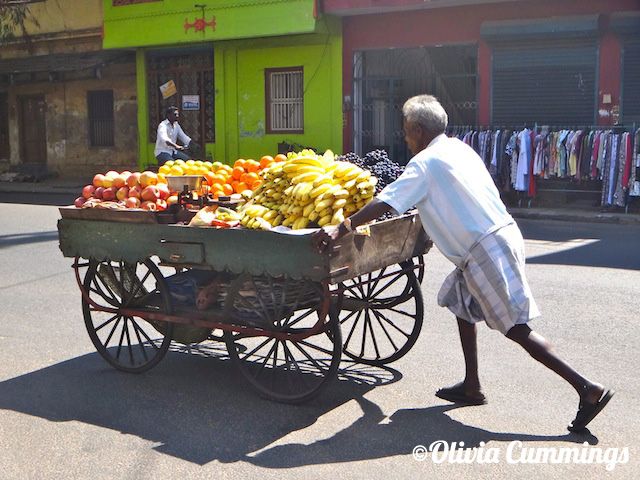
top-left (240, 150), bottom-right (378, 230)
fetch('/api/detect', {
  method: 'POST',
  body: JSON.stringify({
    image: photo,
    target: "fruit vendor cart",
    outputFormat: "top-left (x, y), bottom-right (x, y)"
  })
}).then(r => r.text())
top-left (57, 208), bottom-right (431, 403)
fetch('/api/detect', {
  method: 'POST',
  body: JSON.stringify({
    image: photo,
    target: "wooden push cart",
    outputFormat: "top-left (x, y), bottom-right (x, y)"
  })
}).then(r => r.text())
top-left (57, 208), bottom-right (431, 403)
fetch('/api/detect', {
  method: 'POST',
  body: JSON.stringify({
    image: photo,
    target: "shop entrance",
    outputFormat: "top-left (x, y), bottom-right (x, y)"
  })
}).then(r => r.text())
top-left (353, 45), bottom-right (477, 164)
top-left (18, 95), bottom-right (47, 165)
top-left (0, 92), bottom-right (8, 159)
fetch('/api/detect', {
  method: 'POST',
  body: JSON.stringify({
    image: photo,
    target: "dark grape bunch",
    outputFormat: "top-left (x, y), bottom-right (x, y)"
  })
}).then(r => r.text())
top-left (337, 149), bottom-right (405, 220)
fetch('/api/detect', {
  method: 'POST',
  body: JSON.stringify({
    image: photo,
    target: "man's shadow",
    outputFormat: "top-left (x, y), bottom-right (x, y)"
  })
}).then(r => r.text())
top-left (0, 344), bottom-right (596, 467)
top-left (248, 396), bottom-right (598, 468)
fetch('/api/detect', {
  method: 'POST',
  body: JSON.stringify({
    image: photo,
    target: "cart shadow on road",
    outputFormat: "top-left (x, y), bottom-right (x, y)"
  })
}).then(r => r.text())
top-left (0, 343), bottom-right (414, 466)
top-left (0, 231), bottom-right (59, 249)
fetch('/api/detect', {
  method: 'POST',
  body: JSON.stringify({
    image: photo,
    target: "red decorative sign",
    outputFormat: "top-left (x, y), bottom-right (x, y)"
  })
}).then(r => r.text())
top-left (184, 15), bottom-right (217, 33)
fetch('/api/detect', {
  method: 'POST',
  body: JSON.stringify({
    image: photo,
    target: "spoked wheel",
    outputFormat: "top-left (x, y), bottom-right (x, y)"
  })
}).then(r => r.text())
top-left (224, 276), bottom-right (341, 404)
top-left (334, 261), bottom-right (423, 366)
top-left (80, 257), bottom-right (174, 373)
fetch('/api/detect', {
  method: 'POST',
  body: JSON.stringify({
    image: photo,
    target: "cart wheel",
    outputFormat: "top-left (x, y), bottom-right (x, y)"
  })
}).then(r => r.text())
top-left (224, 277), bottom-right (341, 404)
top-left (80, 258), bottom-right (174, 373)
top-left (335, 262), bottom-right (423, 366)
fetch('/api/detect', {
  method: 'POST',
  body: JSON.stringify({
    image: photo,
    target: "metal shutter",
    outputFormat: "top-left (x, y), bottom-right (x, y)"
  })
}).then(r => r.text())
top-left (492, 39), bottom-right (597, 126)
top-left (622, 39), bottom-right (640, 123)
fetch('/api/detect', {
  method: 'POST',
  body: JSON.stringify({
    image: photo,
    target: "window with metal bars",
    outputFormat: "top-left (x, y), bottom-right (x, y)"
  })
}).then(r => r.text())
top-left (88, 90), bottom-right (114, 147)
top-left (265, 67), bottom-right (304, 134)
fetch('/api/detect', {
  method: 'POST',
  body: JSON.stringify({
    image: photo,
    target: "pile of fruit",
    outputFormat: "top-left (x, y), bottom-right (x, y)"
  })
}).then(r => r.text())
top-left (75, 155), bottom-right (283, 211)
top-left (75, 170), bottom-right (175, 211)
top-left (239, 149), bottom-right (378, 230)
top-left (159, 156), bottom-right (283, 198)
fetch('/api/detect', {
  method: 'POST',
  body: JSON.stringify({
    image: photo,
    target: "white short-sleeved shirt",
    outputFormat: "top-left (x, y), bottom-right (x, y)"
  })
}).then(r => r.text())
top-left (154, 119), bottom-right (192, 157)
top-left (378, 134), bottom-right (513, 267)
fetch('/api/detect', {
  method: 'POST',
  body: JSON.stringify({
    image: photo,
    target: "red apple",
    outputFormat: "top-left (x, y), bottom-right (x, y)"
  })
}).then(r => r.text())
top-left (112, 175), bottom-right (126, 189)
top-left (92, 174), bottom-right (105, 188)
top-left (156, 183), bottom-right (170, 200)
top-left (128, 185), bottom-right (142, 198)
top-left (139, 171), bottom-right (158, 187)
top-left (140, 200), bottom-right (157, 211)
top-left (141, 185), bottom-right (160, 202)
top-left (116, 186), bottom-right (129, 201)
top-left (82, 184), bottom-right (96, 199)
top-left (125, 197), bottom-right (141, 209)
top-left (74, 196), bottom-right (87, 208)
top-left (105, 170), bottom-right (119, 179)
top-left (126, 172), bottom-right (141, 188)
top-left (94, 187), bottom-right (105, 199)
top-left (156, 199), bottom-right (167, 211)
top-left (102, 187), bottom-right (117, 201)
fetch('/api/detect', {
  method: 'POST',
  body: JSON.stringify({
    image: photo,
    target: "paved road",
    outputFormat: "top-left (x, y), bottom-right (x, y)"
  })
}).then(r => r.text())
top-left (0, 203), bottom-right (638, 479)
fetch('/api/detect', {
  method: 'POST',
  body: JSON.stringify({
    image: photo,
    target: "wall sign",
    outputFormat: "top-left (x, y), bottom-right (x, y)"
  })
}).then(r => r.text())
top-left (182, 95), bottom-right (200, 111)
top-left (159, 80), bottom-right (177, 99)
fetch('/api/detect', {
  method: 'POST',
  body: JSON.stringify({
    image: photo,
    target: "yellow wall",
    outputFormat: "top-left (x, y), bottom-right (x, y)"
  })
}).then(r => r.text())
top-left (21, 0), bottom-right (102, 35)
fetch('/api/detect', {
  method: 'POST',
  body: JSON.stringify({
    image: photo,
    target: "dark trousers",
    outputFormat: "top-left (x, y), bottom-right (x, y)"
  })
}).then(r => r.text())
top-left (156, 150), bottom-right (190, 166)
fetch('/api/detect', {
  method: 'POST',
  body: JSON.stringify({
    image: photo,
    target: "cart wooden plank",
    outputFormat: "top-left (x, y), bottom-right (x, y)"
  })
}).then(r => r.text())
top-left (57, 209), bottom-right (430, 282)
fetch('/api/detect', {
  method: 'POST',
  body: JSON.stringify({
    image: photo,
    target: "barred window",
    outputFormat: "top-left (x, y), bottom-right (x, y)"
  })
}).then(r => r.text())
top-left (88, 90), bottom-right (114, 147)
top-left (266, 67), bottom-right (303, 133)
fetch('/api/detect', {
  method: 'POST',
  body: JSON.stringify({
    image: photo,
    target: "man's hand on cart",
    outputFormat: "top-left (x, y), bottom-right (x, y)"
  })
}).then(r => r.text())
top-left (312, 226), bottom-right (340, 254)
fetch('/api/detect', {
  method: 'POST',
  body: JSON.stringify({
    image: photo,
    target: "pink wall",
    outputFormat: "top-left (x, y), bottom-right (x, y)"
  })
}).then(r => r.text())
top-left (339, 0), bottom-right (639, 150)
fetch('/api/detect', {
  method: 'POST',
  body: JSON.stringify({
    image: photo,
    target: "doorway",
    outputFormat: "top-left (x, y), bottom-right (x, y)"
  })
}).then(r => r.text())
top-left (19, 95), bottom-right (47, 165)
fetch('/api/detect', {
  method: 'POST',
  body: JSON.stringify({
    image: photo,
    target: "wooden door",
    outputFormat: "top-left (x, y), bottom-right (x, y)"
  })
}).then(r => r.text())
top-left (0, 93), bottom-right (8, 159)
top-left (19, 95), bottom-right (47, 164)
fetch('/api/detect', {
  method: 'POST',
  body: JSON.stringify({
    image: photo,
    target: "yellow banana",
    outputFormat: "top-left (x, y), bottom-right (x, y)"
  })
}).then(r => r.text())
top-left (318, 214), bottom-right (333, 227)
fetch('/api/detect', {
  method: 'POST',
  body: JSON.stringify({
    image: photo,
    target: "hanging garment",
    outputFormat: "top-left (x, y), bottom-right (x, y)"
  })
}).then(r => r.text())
top-left (515, 129), bottom-right (532, 192)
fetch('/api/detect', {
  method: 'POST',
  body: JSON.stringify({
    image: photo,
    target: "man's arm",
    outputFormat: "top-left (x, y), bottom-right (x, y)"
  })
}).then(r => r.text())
top-left (176, 124), bottom-right (192, 148)
top-left (312, 198), bottom-right (394, 252)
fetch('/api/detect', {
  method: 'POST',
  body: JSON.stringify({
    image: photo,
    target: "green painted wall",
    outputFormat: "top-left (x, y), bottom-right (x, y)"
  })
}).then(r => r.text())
top-left (214, 20), bottom-right (343, 163)
top-left (103, 0), bottom-right (317, 48)
top-left (106, 1), bottom-right (342, 169)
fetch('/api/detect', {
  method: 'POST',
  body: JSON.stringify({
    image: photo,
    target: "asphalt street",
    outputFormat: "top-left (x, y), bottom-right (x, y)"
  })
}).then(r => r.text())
top-left (0, 202), bottom-right (638, 479)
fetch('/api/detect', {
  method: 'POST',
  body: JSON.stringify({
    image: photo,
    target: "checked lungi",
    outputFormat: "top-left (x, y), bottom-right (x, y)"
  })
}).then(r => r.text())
top-left (437, 222), bottom-right (541, 335)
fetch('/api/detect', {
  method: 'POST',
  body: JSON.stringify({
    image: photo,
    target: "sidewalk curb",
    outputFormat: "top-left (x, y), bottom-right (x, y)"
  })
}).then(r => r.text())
top-left (508, 208), bottom-right (640, 226)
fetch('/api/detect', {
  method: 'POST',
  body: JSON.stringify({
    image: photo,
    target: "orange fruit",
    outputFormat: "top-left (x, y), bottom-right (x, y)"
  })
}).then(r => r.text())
top-left (260, 155), bottom-right (274, 169)
top-left (245, 159), bottom-right (260, 172)
top-left (234, 181), bottom-right (248, 193)
top-left (210, 183), bottom-right (224, 194)
top-left (245, 172), bottom-right (260, 185)
top-left (250, 179), bottom-right (262, 190)
top-left (212, 174), bottom-right (227, 185)
top-left (274, 154), bottom-right (287, 163)
top-left (222, 183), bottom-right (234, 195)
top-left (233, 159), bottom-right (246, 169)
top-left (231, 166), bottom-right (244, 180)
top-left (204, 172), bottom-right (215, 185)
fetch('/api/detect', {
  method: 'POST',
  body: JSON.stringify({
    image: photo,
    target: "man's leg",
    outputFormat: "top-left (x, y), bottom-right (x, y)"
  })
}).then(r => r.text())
top-left (435, 317), bottom-right (486, 404)
top-left (506, 324), bottom-right (604, 403)
top-left (172, 150), bottom-right (190, 161)
top-left (156, 152), bottom-right (172, 166)
top-left (507, 323), bottom-right (614, 431)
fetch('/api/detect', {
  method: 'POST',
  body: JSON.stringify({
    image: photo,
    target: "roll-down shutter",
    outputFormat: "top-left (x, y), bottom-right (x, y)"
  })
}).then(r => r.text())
top-left (491, 39), bottom-right (597, 126)
top-left (622, 40), bottom-right (640, 123)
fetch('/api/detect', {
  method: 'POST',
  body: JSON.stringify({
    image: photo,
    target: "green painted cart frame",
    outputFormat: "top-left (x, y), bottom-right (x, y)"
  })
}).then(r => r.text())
top-left (58, 208), bottom-right (431, 403)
